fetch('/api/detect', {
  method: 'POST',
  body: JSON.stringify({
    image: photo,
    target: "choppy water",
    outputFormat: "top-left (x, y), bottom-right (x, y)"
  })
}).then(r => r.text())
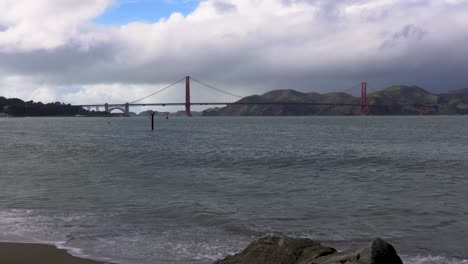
top-left (0, 116), bottom-right (467, 264)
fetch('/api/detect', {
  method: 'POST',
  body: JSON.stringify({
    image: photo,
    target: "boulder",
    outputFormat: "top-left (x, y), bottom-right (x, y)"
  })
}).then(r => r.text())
top-left (213, 236), bottom-right (337, 264)
top-left (213, 237), bottom-right (403, 264)
top-left (314, 238), bottom-right (403, 264)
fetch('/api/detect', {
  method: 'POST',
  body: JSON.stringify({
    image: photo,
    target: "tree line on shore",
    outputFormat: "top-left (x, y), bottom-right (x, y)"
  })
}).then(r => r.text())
top-left (0, 97), bottom-right (108, 117)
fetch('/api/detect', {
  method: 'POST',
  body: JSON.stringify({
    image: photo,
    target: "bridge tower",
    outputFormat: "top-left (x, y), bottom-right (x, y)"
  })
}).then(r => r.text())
top-left (361, 82), bottom-right (367, 116)
top-left (104, 103), bottom-right (109, 113)
top-left (185, 76), bottom-right (192, 117)
top-left (124, 103), bottom-right (130, 117)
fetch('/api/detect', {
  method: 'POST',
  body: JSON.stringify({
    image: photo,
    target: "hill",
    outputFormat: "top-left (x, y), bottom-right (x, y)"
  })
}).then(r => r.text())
top-left (203, 86), bottom-right (468, 116)
top-left (437, 88), bottom-right (468, 114)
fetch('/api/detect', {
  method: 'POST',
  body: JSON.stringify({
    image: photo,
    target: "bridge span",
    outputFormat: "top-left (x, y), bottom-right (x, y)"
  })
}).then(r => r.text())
top-left (75, 76), bottom-right (438, 117)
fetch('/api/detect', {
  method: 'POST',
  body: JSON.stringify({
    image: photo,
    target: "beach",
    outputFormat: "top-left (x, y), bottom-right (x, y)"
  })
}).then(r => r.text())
top-left (0, 242), bottom-right (108, 264)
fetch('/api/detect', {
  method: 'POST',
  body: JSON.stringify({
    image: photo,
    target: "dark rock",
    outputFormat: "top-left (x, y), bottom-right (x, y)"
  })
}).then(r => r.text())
top-left (213, 236), bottom-right (336, 264)
top-left (313, 238), bottom-right (403, 264)
top-left (213, 237), bottom-right (402, 264)
top-left (370, 238), bottom-right (403, 264)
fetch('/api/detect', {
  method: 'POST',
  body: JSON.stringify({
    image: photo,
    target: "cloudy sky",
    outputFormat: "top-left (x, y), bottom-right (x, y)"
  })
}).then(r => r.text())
top-left (1, 0), bottom-right (467, 107)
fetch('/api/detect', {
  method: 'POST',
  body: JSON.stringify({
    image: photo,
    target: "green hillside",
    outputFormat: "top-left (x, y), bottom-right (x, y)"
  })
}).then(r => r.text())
top-left (203, 86), bottom-right (468, 116)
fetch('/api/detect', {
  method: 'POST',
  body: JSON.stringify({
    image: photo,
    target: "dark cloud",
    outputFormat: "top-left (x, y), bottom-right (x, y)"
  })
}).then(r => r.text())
top-left (380, 24), bottom-right (427, 50)
top-left (0, 43), bottom-right (116, 78)
top-left (1, 0), bottom-right (468, 104)
top-left (1, 30), bottom-right (467, 95)
top-left (212, 1), bottom-right (237, 13)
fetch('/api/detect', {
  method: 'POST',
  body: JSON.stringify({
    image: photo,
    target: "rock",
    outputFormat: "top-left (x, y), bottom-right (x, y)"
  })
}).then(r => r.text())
top-left (371, 238), bottom-right (403, 264)
top-left (213, 236), bottom-right (337, 264)
top-left (213, 237), bottom-right (403, 264)
top-left (313, 238), bottom-right (403, 264)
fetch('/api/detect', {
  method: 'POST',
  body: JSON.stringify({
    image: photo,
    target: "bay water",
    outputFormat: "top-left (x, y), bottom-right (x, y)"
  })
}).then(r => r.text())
top-left (0, 116), bottom-right (467, 264)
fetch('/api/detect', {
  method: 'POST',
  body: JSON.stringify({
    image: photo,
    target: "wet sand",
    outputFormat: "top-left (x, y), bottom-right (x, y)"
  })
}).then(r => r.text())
top-left (0, 242), bottom-right (111, 264)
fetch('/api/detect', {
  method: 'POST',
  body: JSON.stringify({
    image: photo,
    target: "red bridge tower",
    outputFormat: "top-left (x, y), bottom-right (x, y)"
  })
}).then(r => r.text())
top-left (185, 76), bottom-right (192, 117)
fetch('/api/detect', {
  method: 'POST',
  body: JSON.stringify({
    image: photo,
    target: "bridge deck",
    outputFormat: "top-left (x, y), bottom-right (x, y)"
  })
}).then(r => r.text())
top-left (76, 102), bottom-right (438, 108)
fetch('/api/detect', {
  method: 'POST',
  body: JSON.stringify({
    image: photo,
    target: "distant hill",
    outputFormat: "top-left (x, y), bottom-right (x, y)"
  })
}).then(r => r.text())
top-left (366, 86), bottom-right (438, 115)
top-left (203, 86), bottom-right (468, 116)
top-left (438, 87), bottom-right (468, 114)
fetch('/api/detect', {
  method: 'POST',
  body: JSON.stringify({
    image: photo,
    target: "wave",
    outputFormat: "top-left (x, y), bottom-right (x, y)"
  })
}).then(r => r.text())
top-left (402, 255), bottom-right (468, 264)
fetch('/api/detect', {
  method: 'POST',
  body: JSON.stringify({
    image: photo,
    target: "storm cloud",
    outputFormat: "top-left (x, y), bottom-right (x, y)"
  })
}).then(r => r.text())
top-left (1, 0), bottom-right (468, 104)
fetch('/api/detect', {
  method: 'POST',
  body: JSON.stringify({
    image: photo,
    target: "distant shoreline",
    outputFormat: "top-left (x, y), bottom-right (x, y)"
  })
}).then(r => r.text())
top-left (1, 113), bottom-right (468, 118)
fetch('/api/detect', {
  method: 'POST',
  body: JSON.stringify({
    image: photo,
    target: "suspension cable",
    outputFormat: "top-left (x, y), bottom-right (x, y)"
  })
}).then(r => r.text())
top-left (190, 77), bottom-right (244, 99)
top-left (128, 77), bottom-right (186, 104)
top-left (341, 83), bottom-right (361, 94)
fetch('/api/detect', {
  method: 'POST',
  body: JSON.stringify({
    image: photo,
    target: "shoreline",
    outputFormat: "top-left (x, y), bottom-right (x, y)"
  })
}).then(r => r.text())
top-left (0, 242), bottom-right (112, 264)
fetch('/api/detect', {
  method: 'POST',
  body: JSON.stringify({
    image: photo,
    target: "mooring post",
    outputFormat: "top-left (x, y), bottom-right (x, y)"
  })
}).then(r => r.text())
top-left (361, 81), bottom-right (367, 116)
top-left (151, 111), bottom-right (155, 131)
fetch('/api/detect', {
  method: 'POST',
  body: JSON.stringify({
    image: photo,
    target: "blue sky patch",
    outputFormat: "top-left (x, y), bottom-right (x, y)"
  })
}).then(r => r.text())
top-left (94, 0), bottom-right (200, 25)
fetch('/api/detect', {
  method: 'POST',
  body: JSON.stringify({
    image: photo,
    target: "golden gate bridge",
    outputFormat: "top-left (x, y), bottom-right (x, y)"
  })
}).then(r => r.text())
top-left (75, 76), bottom-right (437, 117)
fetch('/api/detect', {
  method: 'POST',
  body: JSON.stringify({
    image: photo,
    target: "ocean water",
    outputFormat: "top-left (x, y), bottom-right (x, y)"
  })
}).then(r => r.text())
top-left (0, 116), bottom-right (467, 264)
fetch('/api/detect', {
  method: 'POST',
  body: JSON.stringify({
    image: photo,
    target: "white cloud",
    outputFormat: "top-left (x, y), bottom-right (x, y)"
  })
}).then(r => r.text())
top-left (1, 0), bottom-right (468, 106)
top-left (0, 75), bottom-right (57, 101)
top-left (0, 0), bottom-right (113, 51)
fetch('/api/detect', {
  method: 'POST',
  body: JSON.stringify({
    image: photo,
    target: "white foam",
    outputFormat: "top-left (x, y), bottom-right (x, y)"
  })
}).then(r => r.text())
top-left (0, 209), bottom-right (40, 243)
top-left (0, 209), bottom-right (115, 263)
top-left (3, 209), bottom-right (467, 264)
top-left (56, 243), bottom-right (114, 263)
top-left (0, 209), bottom-right (33, 224)
top-left (403, 255), bottom-right (468, 264)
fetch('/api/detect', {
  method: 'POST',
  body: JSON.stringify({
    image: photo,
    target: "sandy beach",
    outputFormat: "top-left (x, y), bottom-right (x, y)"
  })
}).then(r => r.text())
top-left (0, 242), bottom-right (110, 264)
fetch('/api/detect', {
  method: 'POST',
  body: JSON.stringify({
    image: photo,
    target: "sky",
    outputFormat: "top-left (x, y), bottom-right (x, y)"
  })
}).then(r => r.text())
top-left (94, 0), bottom-right (199, 25)
top-left (1, 0), bottom-right (468, 109)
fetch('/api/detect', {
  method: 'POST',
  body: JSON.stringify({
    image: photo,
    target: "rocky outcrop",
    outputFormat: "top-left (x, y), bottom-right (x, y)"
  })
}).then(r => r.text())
top-left (313, 238), bottom-right (403, 264)
top-left (213, 237), bottom-right (403, 264)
